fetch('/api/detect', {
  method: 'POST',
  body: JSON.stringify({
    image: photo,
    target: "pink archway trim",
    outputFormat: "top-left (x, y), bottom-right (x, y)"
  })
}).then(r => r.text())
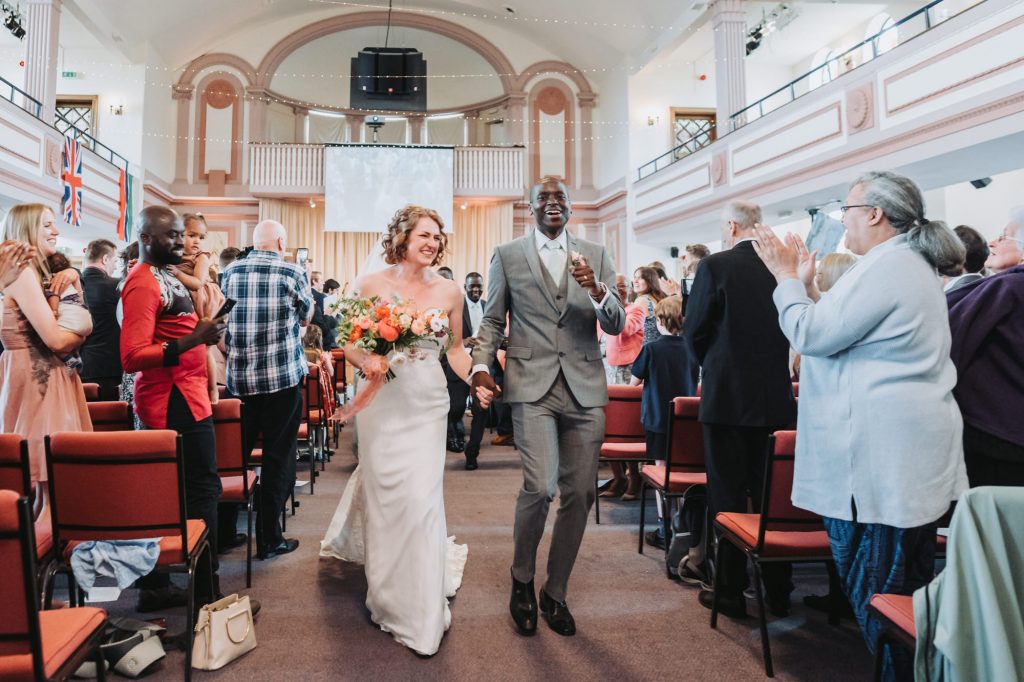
top-left (528, 78), bottom-right (576, 188)
top-left (514, 60), bottom-right (595, 97)
top-left (194, 71), bottom-right (244, 183)
top-left (253, 11), bottom-right (517, 94)
top-left (177, 53), bottom-right (259, 89)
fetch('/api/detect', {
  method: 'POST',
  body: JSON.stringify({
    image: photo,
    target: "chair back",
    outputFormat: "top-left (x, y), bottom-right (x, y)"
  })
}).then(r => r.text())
top-left (0, 490), bottom-right (42, 669)
top-left (86, 401), bottom-right (133, 432)
top-left (306, 363), bottom-right (323, 415)
top-left (82, 383), bottom-right (100, 401)
top-left (757, 431), bottom-right (823, 543)
top-left (45, 431), bottom-right (190, 551)
top-left (603, 384), bottom-right (645, 443)
top-left (212, 399), bottom-right (248, 477)
top-left (331, 349), bottom-right (346, 396)
top-left (0, 435), bottom-right (30, 496)
top-left (664, 397), bottom-right (705, 472)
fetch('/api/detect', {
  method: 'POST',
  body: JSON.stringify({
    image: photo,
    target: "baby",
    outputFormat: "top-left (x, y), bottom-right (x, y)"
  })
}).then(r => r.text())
top-left (46, 253), bottom-right (93, 374)
top-left (169, 213), bottom-right (225, 403)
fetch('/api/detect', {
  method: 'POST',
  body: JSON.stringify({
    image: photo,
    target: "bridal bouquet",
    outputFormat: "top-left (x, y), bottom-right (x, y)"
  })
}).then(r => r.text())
top-left (331, 296), bottom-right (452, 421)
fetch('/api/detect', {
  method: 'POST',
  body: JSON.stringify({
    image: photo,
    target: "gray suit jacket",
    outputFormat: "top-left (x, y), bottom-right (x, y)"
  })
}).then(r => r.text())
top-left (472, 231), bottom-right (624, 408)
top-left (944, 272), bottom-right (985, 293)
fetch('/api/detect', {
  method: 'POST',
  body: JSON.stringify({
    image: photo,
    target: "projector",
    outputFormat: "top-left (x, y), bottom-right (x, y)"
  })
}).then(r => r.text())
top-left (350, 47), bottom-right (427, 113)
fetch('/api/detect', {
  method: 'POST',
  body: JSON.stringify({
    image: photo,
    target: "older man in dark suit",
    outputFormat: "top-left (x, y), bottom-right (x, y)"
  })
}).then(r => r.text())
top-left (684, 200), bottom-right (797, 619)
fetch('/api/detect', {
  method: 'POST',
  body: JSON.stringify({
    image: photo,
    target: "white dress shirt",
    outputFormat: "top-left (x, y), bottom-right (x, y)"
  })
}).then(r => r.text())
top-left (774, 234), bottom-right (966, 528)
top-left (465, 296), bottom-right (484, 336)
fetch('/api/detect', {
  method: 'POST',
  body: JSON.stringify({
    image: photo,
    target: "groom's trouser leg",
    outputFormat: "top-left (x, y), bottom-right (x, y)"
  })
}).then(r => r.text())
top-left (510, 374), bottom-right (603, 601)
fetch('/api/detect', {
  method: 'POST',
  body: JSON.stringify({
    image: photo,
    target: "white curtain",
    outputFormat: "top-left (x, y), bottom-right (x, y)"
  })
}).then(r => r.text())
top-left (258, 199), bottom-right (514, 291)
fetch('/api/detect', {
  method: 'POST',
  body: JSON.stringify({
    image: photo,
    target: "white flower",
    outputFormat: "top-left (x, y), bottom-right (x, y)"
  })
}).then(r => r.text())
top-left (399, 314), bottom-right (412, 327)
top-left (430, 317), bottom-right (444, 333)
top-left (390, 351), bottom-right (408, 367)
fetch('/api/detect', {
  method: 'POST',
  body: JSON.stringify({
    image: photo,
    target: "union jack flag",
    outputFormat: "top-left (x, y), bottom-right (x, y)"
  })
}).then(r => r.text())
top-left (61, 134), bottom-right (83, 226)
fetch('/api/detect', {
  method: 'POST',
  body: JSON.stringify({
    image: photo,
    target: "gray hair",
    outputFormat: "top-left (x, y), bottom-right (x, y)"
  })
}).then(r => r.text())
top-left (851, 171), bottom-right (964, 276)
top-left (1008, 206), bottom-right (1024, 231)
top-left (722, 201), bottom-right (762, 231)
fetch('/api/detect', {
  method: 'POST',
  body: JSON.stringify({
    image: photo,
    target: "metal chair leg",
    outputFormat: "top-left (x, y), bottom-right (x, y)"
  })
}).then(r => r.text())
top-left (95, 643), bottom-right (107, 681)
top-left (594, 475), bottom-right (601, 524)
top-left (245, 495), bottom-right (254, 588)
top-left (661, 493), bottom-right (673, 578)
top-left (711, 535), bottom-right (725, 629)
top-left (751, 561), bottom-right (775, 677)
top-left (638, 481), bottom-right (647, 554)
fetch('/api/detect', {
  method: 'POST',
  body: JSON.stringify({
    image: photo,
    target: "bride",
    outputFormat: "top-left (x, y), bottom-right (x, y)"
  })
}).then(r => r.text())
top-left (320, 205), bottom-right (476, 656)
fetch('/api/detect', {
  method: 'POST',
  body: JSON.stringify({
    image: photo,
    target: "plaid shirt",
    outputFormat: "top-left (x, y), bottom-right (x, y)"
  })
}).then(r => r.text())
top-left (221, 250), bottom-right (314, 396)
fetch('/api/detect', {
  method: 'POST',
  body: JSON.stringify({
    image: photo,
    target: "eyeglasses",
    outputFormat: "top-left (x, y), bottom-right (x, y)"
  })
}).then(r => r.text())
top-left (839, 204), bottom-right (874, 216)
top-left (995, 235), bottom-right (1024, 245)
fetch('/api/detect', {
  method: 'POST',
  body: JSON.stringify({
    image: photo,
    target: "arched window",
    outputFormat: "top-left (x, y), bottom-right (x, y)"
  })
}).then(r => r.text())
top-left (861, 14), bottom-right (898, 63)
top-left (809, 48), bottom-right (838, 90)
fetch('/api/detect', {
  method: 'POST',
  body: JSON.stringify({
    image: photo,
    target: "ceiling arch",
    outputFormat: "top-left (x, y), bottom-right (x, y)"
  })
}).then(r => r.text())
top-left (176, 52), bottom-right (258, 89)
top-left (253, 11), bottom-right (518, 95)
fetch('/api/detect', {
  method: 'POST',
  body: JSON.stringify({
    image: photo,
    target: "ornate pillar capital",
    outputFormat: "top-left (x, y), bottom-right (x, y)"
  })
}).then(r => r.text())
top-left (171, 84), bottom-right (194, 101)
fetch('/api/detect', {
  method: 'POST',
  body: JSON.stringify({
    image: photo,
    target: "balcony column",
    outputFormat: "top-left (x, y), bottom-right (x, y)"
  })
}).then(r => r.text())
top-left (711, 0), bottom-right (748, 133)
top-left (409, 116), bottom-right (425, 144)
top-left (347, 114), bottom-right (365, 143)
top-left (464, 110), bottom-right (480, 146)
top-left (505, 92), bottom-right (527, 146)
top-left (245, 87), bottom-right (269, 142)
top-left (578, 93), bottom-right (596, 190)
top-left (292, 105), bottom-right (308, 143)
top-left (23, 0), bottom-right (61, 122)
top-left (171, 84), bottom-right (194, 182)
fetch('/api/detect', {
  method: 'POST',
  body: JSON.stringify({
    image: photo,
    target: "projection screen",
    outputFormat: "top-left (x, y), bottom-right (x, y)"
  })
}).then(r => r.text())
top-left (324, 145), bottom-right (454, 233)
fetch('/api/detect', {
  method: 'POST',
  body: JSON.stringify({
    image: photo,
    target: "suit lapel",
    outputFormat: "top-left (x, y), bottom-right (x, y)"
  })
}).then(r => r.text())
top-left (521, 237), bottom-right (560, 314)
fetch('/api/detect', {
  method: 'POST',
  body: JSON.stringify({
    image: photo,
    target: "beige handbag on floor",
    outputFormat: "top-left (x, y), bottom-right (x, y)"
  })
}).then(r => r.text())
top-left (191, 594), bottom-right (257, 670)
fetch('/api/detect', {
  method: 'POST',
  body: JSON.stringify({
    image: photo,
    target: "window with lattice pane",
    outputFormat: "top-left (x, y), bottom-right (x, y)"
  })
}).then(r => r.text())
top-left (670, 109), bottom-right (716, 160)
top-left (55, 97), bottom-right (97, 149)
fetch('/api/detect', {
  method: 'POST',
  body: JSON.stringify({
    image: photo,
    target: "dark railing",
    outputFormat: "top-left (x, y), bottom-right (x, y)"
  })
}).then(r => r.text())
top-left (730, 0), bottom-right (952, 130)
top-left (0, 73), bottom-right (42, 119)
top-left (53, 111), bottom-right (129, 170)
top-left (636, 0), bottom-right (965, 182)
top-left (637, 122), bottom-right (717, 181)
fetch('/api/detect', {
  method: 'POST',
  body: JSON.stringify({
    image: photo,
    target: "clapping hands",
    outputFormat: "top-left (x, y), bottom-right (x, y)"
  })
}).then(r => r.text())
top-left (0, 241), bottom-right (35, 290)
top-left (751, 224), bottom-right (818, 288)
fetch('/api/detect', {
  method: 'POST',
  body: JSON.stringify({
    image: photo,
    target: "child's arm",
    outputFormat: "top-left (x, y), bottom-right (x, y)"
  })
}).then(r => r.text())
top-left (169, 265), bottom-right (204, 292)
top-left (172, 253), bottom-right (214, 292)
top-left (47, 292), bottom-right (60, 315)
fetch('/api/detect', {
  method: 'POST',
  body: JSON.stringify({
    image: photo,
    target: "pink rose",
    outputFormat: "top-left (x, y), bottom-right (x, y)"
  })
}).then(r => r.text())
top-left (411, 319), bottom-right (426, 335)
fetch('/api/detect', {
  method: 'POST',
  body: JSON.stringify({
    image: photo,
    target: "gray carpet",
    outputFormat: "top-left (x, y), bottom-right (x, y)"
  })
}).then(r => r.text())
top-left (95, 428), bottom-right (872, 681)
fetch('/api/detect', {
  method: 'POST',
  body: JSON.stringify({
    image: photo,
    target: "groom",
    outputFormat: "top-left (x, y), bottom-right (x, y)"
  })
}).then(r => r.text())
top-left (472, 176), bottom-right (624, 636)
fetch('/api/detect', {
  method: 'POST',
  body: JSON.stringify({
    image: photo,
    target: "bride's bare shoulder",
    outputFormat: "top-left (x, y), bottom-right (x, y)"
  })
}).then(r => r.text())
top-left (353, 269), bottom-right (394, 297)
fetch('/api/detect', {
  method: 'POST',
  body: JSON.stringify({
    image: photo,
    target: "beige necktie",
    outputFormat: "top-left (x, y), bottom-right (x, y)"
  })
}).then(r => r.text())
top-left (541, 240), bottom-right (566, 281)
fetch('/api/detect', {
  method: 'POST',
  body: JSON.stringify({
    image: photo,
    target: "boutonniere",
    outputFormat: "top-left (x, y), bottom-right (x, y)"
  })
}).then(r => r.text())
top-left (570, 251), bottom-right (586, 268)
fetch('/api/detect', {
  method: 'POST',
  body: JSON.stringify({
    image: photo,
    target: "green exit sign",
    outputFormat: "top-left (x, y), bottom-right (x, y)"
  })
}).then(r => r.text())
top-left (61, 70), bottom-right (80, 78)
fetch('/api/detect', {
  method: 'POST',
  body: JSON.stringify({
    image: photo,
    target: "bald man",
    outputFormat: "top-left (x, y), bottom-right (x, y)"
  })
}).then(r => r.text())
top-left (221, 220), bottom-right (314, 559)
top-left (121, 205), bottom-right (227, 611)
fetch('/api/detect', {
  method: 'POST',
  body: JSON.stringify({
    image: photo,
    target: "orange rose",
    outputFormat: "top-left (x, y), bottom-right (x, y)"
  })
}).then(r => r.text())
top-left (375, 305), bottom-right (391, 320)
top-left (378, 322), bottom-right (399, 342)
top-left (349, 327), bottom-right (363, 342)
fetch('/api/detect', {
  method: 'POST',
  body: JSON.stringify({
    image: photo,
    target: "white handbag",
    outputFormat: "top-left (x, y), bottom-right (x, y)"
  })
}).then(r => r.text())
top-left (191, 594), bottom-right (257, 670)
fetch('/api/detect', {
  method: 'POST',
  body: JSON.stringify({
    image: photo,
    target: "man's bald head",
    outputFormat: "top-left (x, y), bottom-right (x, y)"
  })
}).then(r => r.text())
top-left (253, 220), bottom-right (287, 254)
top-left (138, 205), bottom-right (184, 266)
top-left (139, 206), bottom-right (178, 236)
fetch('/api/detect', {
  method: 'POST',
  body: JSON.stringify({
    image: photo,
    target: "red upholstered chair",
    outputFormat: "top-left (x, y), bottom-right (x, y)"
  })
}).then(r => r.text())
top-left (44, 430), bottom-right (213, 674)
top-left (0, 435), bottom-right (55, 606)
top-left (868, 594), bottom-right (916, 682)
top-left (330, 349), bottom-right (347, 448)
top-left (594, 384), bottom-right (646, 524)
top-left (0, 490), bottom-right (108, 682)
top-left (85, 401), bottom-right (132, 432)
top-left (710, 430), bottom-right (833, 677)
top-left (212, 399), bottom-right (257, 587)
top-left (81, 383), bottom-right (100, 402)
top-left (638, 397), bottom-right (707, 566)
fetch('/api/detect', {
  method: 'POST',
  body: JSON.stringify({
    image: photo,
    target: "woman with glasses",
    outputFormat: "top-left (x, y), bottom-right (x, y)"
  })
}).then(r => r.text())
top-left (753, 171), bottom-right (966, 682)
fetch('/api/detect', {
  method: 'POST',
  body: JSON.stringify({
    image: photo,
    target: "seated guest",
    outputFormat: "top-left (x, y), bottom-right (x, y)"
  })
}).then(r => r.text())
top-left (985, 207), bottom-right (1024, 274)
top-left (80, 238), bottom-right (123, 400)
top-left (629, 295), bottom-right (699, 549)
top-left (303, 324), bottom-right (333, 377)
top-left (943, 225), bottom-right (989, 292)
top-left (753, 171), bottom-right (966, 680)
top-left (312, 276), bottom-right (341, 351)
top-left (948, 261), bottom-right (1024, 487)
top-left (120, 206), bottom-right (227, 612)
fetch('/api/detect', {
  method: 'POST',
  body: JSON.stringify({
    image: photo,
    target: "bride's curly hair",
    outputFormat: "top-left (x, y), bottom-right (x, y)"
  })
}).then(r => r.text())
top-left (381, 205), bottom-right (448, 266)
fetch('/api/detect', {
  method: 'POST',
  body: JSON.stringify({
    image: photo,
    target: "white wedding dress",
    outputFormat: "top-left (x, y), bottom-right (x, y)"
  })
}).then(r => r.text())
top-left (320, 339), bottom-right (468, 656)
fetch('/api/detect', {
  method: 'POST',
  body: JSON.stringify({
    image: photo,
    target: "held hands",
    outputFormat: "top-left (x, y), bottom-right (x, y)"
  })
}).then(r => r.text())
top-left (0, 241), bottom-right (35, 290)
top-left (570, 252), bottom-right (603, 300)
top-left (471, 371), bottom-right (500, 409)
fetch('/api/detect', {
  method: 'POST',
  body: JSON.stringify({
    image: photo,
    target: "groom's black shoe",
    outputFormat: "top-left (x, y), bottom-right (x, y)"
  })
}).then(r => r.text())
top-left (509, 570), bottom-right (537, 635)
top-left (464, 447), bottom-right (479, 470)
top-left (539, 589), bottom-right (576, 636)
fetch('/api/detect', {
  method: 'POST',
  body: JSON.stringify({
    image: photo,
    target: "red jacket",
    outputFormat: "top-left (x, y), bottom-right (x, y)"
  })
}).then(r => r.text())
top-left (604, 301), bottom-right (645, 367)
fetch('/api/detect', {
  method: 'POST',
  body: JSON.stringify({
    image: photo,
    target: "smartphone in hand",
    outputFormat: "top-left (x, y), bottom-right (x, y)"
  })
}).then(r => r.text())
top-left (213, 298), bottom-right (236, 319)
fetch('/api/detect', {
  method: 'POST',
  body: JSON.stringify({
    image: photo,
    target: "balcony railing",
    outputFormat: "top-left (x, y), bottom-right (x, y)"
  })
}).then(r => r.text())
top-left (0, 73), bottom-right (41, 119)
top-left (637, 123), bottom-right (717, 181)
top-left (729, 0), bottom-right (963, 131)
top-left (248, 143), bottom-right (525, 197)
top-left (54, 110), bottom-right (129, 170)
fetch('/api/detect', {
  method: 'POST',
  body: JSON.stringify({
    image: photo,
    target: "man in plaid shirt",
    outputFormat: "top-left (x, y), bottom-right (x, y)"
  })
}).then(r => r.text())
top-left (221, 220), bottom-right (314, 559)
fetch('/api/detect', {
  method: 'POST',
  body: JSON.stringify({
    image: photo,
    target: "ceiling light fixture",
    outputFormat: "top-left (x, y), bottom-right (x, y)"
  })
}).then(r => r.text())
top-left (2, 1), bottom-right (26, 40)
top-left (745, 3), bottom-right (799, 56)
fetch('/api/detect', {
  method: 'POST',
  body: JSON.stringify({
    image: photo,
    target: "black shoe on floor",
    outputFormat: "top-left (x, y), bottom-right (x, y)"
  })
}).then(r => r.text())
top-left (218, 533), bottom-right (248, 554)
top-left (136, 585), bottom-right (188, 613)
top-left (260, 538), bottom-right (299, 559)
top-left (803, 593), bottom-right (854, 618)
top-left (509, 570), bottom-right (537, 635)
top-left (644, 530), bottom-right (665, 551)
top-left (446, 438), bottom-right (464, 453)
top-left (464, 449), bottom-right (479, 470)
top-left (539, 589), bottom-right (576, 636)
top-left (698, 588), bottom-right (748, 619)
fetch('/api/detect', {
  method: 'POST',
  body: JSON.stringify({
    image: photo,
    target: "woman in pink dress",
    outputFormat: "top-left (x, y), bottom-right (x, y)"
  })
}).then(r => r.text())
top-left (0, 204), bottom-right (92, 492)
